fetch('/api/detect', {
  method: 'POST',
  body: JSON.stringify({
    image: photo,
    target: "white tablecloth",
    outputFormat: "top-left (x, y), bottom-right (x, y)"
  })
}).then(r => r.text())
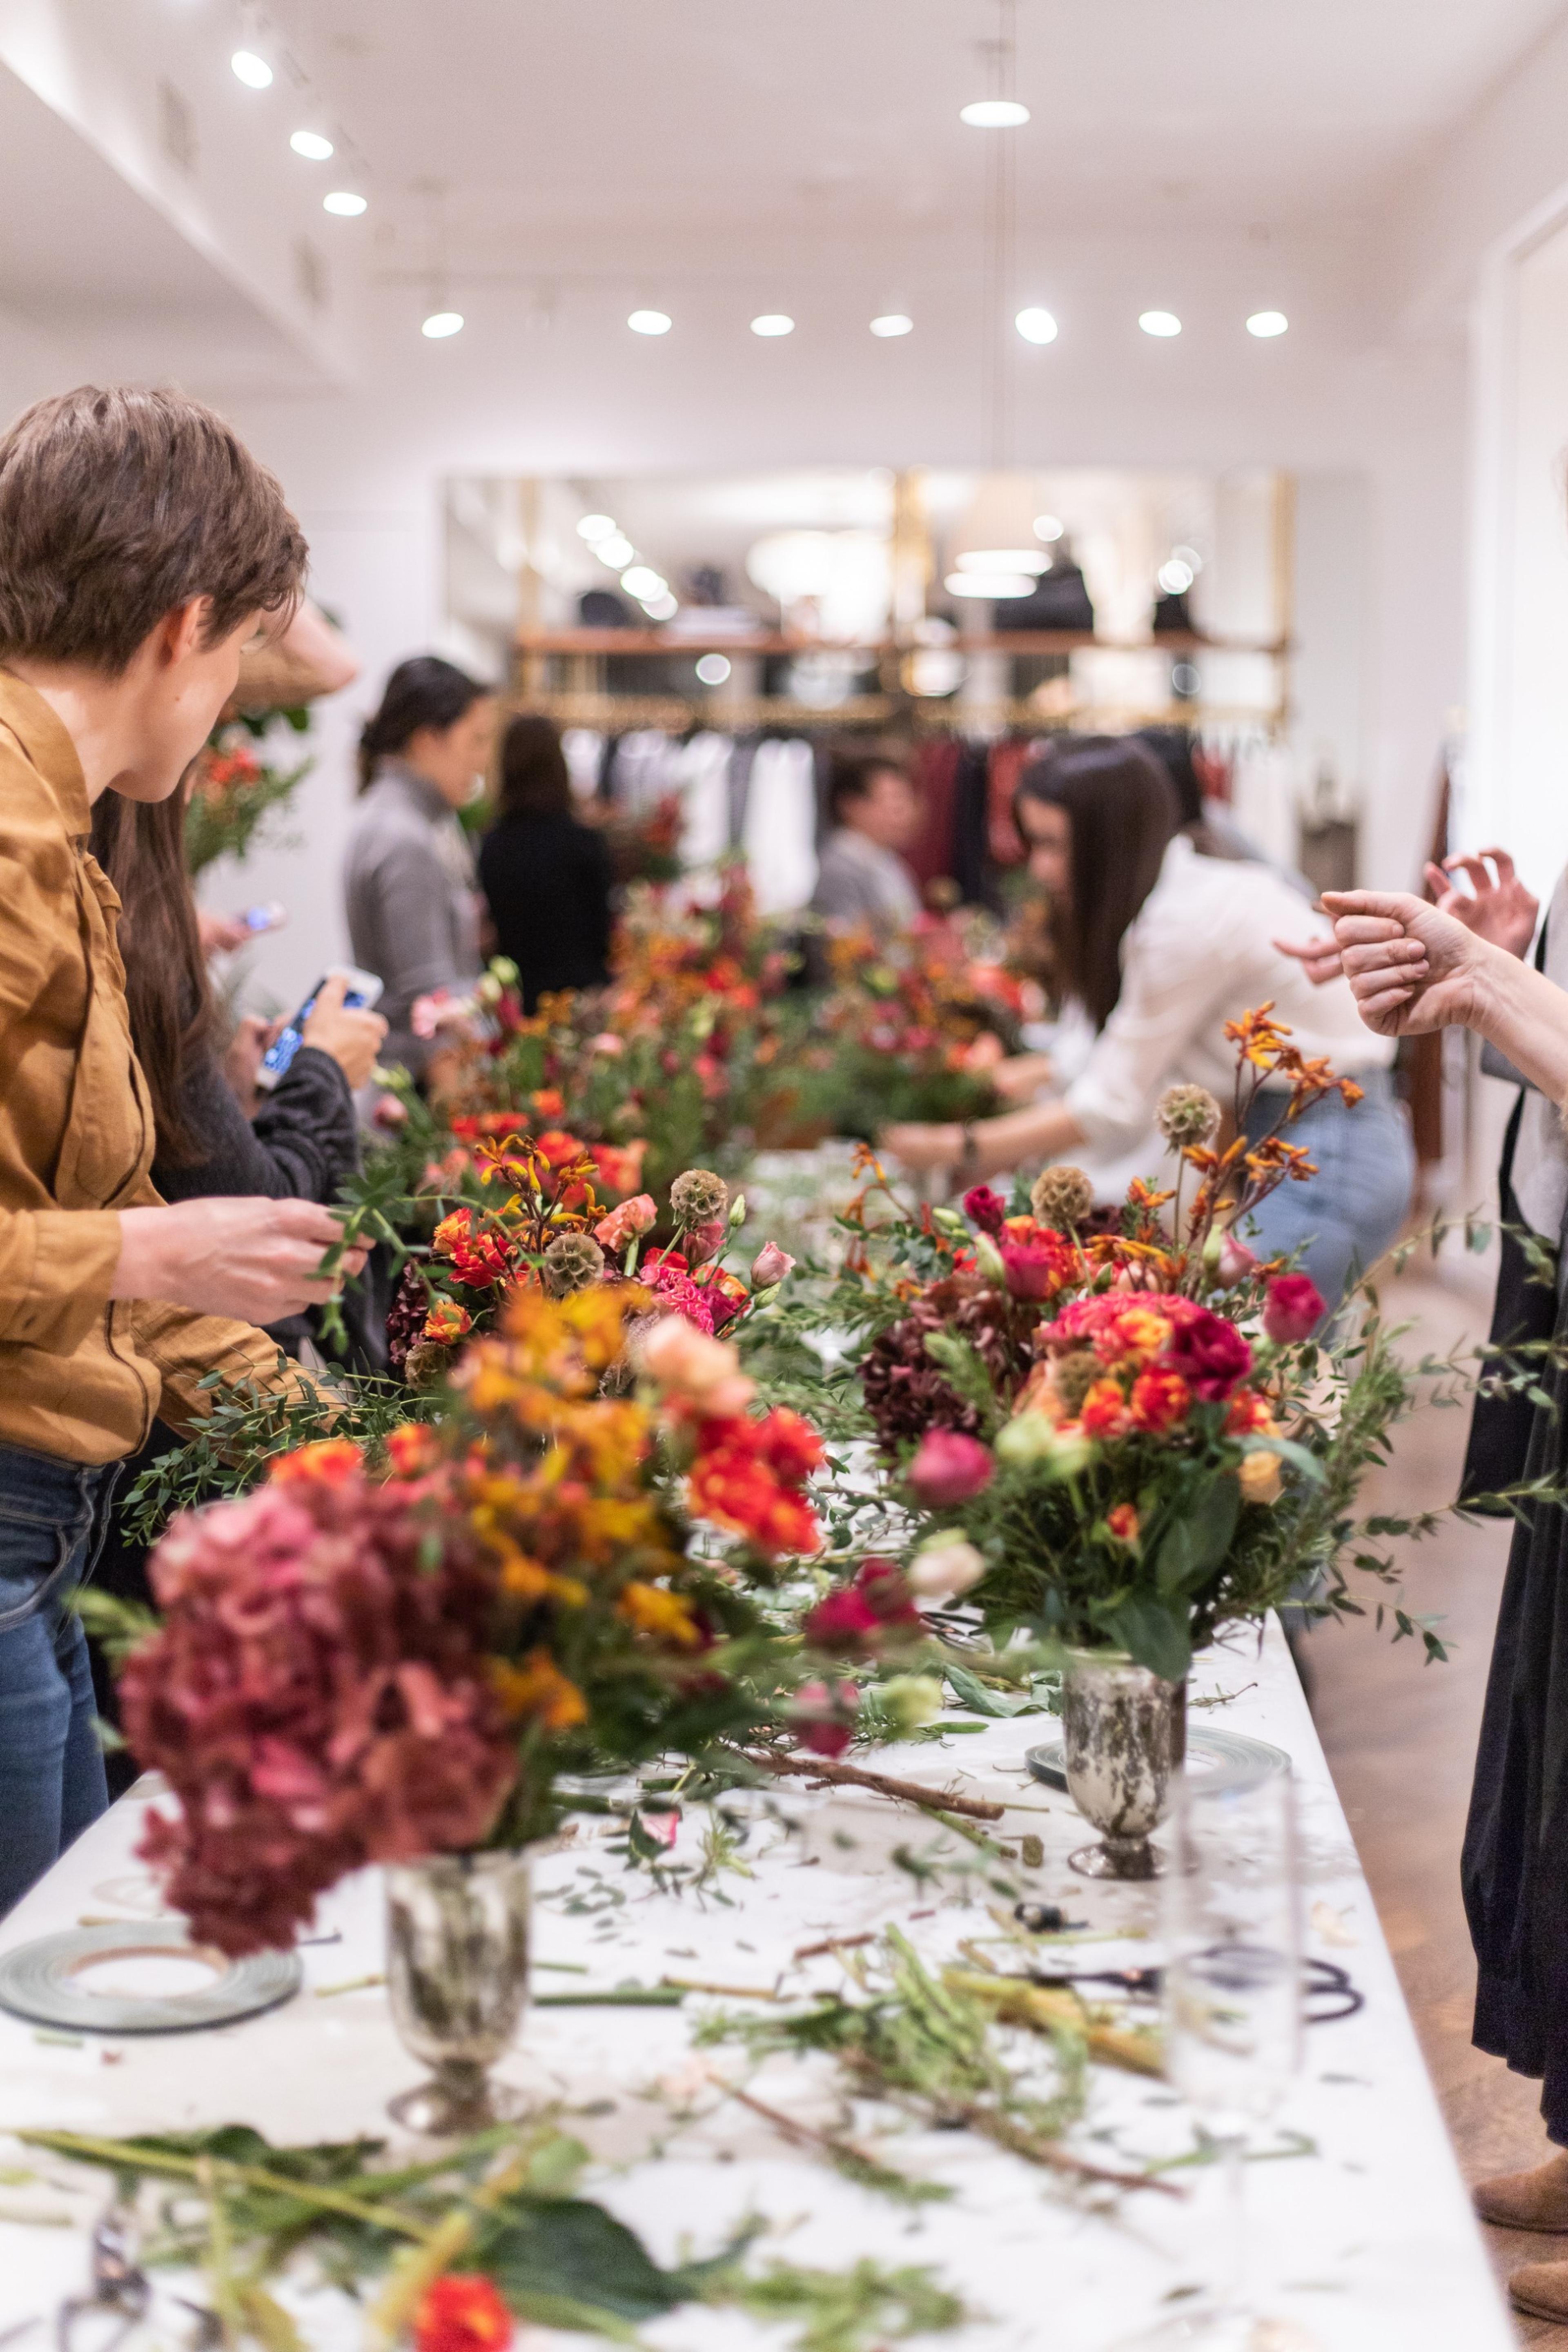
top-left (0, 1619), bottom-right (1515, 2350)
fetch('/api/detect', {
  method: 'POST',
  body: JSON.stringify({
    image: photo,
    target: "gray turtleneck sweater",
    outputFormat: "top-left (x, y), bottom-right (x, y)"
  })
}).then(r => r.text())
top-left (343, 760), bottom-right (482, 1079)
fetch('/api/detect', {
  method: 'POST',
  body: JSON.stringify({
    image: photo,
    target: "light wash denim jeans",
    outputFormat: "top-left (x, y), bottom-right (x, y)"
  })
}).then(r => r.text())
top-left (1243, 1068), bottom-right (1415, 1311)
top-left (0, 1443), bottom-right (114, 1918)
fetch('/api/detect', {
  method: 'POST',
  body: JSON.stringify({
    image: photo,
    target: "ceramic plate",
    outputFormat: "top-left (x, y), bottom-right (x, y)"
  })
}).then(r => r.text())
top-left (1024, 1725), bottom-right (1291, 1796)
top-left (0, 1919), bottom-right (301, 2035)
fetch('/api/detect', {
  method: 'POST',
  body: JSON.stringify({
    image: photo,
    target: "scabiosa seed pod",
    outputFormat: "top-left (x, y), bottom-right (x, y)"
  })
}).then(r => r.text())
top-left (1030, 1165), bottom-right (1095, 1228)
top-left (669, 1168), bottom-right (729, 1225)
top-left (1049, 1348), bottom-right (1102, 1417)
top-left (541, 1231), bottom-right (606, 1296)
top-left (1156, 1083), bottom-right (1221, 1148)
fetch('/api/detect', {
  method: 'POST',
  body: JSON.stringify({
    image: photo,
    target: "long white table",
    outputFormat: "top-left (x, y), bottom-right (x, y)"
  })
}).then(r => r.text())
top-left (0, 1620), bottom-right (1516, 2350)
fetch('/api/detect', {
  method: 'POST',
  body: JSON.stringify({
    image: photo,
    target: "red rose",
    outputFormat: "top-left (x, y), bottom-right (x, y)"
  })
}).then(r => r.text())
top-left (415, 2274), bottom-right (513, 2352)
top-left (963, 1184), bottom-right (1008, 1236)
top-left (1263, 1273), bottom-right (1327, 1345)
top-left (1159, 1305), bottom-right (1252, 1401)
top-left (999, 1234), bottom-right (1073, 1301)
top-left (853, 1557), bottom-right (921, 1630)
top-left (907, 1429), bottom-right (994, 1508)
top-left (802, 1587), bottom-right (883, 1650)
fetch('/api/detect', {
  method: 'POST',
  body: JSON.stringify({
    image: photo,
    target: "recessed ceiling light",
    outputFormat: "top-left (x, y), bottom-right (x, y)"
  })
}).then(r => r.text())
top-left (696, 654), bottom-right (732, 685)
top-left (751, 314), bottom-right (795, 337)
top-left (230, 49), bottom-right (272, 89)
top-left (958, 549), bottom-right (1049, 575)
top-left (290, 130), bottom-right (334, 160)
top-left (323, 190), bottom-right (367, 217)
top-left (621, 566), bottom-right (667, 600)
top-left (1247, 309), bottom-right (1289, 339)
top-left (628, 309), bottom-right (672, 335)
top-left (1015, 307), bottom-right (1058, 345)
top-left (1139, 310), bottom-right (1182, 338)
top-left (596, 534), bottom-right (635, 569)
top-left (421, 310), bottom-right (464, 340)
top-left (1034, 514), bottom-right (1064, 542)
top-left (960, 99), bottom-right (1030, 128)
top-left (577, 514), bottom-right (617, 542)
top-left (644, 592), bottom-right (679, 621)
top-left (944, 571), bottom-right (1036, 598)
top-left (1158, 558), bottom-right (1196, 595)
top-left (870, 314), bottom-right (913, 338)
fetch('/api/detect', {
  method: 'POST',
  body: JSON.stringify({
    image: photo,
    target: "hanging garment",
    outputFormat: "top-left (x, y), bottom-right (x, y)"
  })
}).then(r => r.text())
top-left (561, 728), bottom-right (606, 804)
top-left (953, 739), bottom-right (994, 909)
top-left (669, 731), bottom-right (735, 870)
top-left (610, 730), bottom-right (681, 815)
top-left (906, 737), bottom-right (963, 892)
top-left (741, 736), bottom-right (819, 915)
top-left (987, 738), bottom-right (1037, 867)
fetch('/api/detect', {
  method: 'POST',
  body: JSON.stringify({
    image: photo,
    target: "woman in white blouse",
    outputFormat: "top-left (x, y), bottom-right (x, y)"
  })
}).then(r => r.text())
top-left (884, 735), bottom-right (1413, 1304)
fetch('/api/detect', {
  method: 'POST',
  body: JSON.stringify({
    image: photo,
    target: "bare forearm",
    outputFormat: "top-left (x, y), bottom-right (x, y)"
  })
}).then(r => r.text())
top-left (1470, 948), bottom-right (1568, 1104)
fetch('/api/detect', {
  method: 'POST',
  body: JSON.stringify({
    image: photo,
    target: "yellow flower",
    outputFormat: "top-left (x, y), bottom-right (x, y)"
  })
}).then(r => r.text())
top-left (618, 1580), bottom-right (703, 1647)
top-left (1238, 1450), bottom-right (1283, 1505)
top-left (489, 1648), bottom-right (588, 1730)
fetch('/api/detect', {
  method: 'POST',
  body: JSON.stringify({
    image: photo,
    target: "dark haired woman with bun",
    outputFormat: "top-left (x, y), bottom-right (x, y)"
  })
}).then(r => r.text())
top-left (343, 655), bottom-right (497, 1078)
top-left (479, 713), bottom-right (613, 1014)
top-left (884, 733), bottom-right (1412, 1307)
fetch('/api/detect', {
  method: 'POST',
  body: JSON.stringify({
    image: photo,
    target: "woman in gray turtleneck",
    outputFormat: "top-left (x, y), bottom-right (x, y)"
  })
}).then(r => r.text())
top-left (343, 656), bottom-right (497, 1080)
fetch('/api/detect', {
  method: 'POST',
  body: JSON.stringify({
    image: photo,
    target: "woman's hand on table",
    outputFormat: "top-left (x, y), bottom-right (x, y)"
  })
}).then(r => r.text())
top-left (112, 1198), bottom-right (369, 1324)
top-left (1320, 890), bottom-right (1487, 1035)
top-left (880, 1121), bottom-right (963, 1175)
top-left (988, 1050), bottom-right (1055, 1105)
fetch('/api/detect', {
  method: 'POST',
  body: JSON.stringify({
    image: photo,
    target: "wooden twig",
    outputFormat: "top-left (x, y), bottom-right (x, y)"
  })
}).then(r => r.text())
top-left (792, 1931), bottom-right (875, 1962)
top-left (747, 1750), bottom-right (1004, 1823)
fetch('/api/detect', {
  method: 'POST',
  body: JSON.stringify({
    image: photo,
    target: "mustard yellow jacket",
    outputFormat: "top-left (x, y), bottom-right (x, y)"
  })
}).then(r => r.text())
top-left (0, 671), bottom-right (291, 1465)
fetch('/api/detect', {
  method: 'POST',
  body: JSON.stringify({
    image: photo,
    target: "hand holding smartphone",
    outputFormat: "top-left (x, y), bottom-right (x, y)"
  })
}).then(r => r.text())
top-left (258, 965), bottom-right (384, 1091)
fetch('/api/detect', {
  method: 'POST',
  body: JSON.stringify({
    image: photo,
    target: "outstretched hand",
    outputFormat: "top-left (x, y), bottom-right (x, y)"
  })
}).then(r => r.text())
top-left (1423, 848), bottom-right (1538, 958)
top-left (1320, 890), bottom-right (1485, 1036)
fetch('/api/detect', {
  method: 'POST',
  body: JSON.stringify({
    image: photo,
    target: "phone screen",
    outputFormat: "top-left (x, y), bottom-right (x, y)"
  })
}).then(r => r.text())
top-left (260, 975), bottom-right (377, 1088)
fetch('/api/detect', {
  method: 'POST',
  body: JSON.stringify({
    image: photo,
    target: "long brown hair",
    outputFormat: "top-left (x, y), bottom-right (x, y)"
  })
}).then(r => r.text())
top-left (357, 653), bottom-right (486, 792)
top-left (1015, 736), bottom-right (1180, 1030)
top-left (89, 782), bottom-right (212, 1167)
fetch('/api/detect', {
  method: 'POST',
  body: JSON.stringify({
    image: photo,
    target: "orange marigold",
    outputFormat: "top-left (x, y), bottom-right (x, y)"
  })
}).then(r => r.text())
top-left (488, 1647), bottom-right (587, 1731)
top-left (617, 1580), bottom-right (703, 1647)
top-left (269, 1438), bottom-right (364, 1488)
top-left (1105, 1502), bottom-right (1140, 1545)
top-left (1079, 1379), bottom-right (1131, 1439)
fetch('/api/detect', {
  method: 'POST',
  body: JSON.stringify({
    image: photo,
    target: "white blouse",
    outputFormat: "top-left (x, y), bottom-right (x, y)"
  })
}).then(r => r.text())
top-left (1063, 833), bottom-right (1395, 1157)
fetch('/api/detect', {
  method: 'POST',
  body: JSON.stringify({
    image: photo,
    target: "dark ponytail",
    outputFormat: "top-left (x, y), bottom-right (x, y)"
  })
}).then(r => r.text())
top-left (1014, 735), bottom-right (1180, 1031)
top-left (358, 654), bottom-right (487, 793)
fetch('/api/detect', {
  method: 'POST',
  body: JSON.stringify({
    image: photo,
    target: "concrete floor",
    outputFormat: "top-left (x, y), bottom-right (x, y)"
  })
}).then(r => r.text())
top-left (1305, 1251), bottom-right (1563, 2344)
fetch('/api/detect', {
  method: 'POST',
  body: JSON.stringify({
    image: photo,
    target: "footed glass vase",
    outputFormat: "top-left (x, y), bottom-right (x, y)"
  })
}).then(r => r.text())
top-left (1062, 1650), bottom-right (1187, 1880)
top-left (385, 1850), bottom-right (532, 2132)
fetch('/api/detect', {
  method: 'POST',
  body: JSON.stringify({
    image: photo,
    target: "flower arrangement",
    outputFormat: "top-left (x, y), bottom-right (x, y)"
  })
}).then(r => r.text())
top-left (820, 1007), bottom-right (1451, 1680)
top-left (183, 719), bottom-right (312, 877)
top-left (795, 910), bottom-right (1032, 1140)
top-left (118, 1285), bottom-right (829, 1956)
top-left (386, 1140), bottom-right (796, 1387)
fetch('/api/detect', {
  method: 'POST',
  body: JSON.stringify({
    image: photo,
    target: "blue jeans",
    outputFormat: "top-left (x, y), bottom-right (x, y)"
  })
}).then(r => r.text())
top-left (1243, 1068), bottom-right (1415, 1311)
top-left (0, 1445), bottom-right (114, 1918)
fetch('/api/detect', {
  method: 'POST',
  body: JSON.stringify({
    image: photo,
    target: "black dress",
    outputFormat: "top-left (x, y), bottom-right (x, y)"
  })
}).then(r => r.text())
top-left (479, 812), bottom-right (613, 1013)
top-left (1461, 1091), bottom-right (1568, 2141)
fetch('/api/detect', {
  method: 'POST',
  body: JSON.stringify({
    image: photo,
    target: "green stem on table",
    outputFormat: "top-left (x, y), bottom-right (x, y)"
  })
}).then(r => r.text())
top-left (17, 2131), bottom-right (436, 2244)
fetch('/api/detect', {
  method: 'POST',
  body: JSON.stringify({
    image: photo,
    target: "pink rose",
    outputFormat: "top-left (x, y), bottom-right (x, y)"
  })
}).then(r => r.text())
top-left (594, 1194), bottom-right (658, 1252)
top-left (907, 1429), bottom-right (994, 1508)
top-left (999, 1236), bottom-right (1073, 1302)
top-left (962, 1185), bottom-right (1008, 1236)
top-left (751, 1241), bottom-right (796, 1289)
top-left (791, 1677), bottom-right (859, 1758)
top-left (1263, 1273), bottom-right (1327, 1345)
top-left (1216, 1234), bottom-right (1258, 1287)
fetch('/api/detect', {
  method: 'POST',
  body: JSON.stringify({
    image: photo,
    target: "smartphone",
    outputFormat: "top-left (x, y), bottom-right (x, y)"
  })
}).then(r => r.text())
top-left (241, 901), bottom-right (287, 934)
top-left (257, 965), bottom-right (384, 1091)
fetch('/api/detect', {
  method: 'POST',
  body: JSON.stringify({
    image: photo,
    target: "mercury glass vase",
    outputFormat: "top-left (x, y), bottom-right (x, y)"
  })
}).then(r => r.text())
top-left (385, 1850), bottom-right (532, 2132)
top-left (1061, 1650), bottom-right (1187, 1880)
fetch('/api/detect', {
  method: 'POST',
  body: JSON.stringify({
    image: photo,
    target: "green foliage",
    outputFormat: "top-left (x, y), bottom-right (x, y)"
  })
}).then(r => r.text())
top-left (22, 2121), bottom-right (964, 2351)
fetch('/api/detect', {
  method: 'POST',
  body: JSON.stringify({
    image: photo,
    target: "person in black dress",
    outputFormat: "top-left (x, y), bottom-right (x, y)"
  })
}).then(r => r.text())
top-left (1325, 873), bottom-right (1568, 2328)
top-left (479, 715), bottom-right (613, 1013)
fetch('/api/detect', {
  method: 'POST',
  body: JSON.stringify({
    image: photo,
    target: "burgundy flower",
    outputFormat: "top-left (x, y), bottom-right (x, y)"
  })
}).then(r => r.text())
top-left (962, 1184), bottom-right (1008, 1236)
top-left (120, 1464), bottom-right (515, 1956)
top-left (791, 1677), bottom-right (858, 1758)
top-left (1159, 1303), bottom-right (1253, 1402)
top-left (853, 1557), bottom-right (921, 1630)
top-left (907, 1430), bottom-right (994, 1508)
top-left (1263, 1273), bottom-right (1327, 1344)
top-left (802, 1587), bottom-right (883, 1651)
